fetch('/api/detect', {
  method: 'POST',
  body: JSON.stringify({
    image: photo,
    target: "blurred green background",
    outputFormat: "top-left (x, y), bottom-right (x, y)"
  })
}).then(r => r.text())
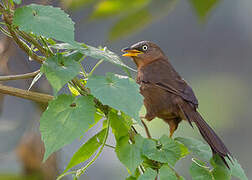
top-left (0, 0), bottom-right (251, 179)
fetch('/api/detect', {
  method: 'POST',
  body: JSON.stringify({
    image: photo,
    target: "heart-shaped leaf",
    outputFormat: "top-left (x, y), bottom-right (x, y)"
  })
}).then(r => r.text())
top-left (40, 95), bottom-right (96, 161)
top-left (116, 135), bottom-right (144, 174)
top-left (87, 73), bottom-right (143, 125)
top-left (41, 54), bottom-right (80, 93)
top-left (142, 135), bottom-right (181, 166)
top-left (13, 4), bottom-right (75, 43)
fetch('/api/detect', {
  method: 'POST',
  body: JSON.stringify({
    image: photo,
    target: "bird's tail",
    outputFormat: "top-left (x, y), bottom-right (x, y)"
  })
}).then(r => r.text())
top-left (179, 103), bottom-right (232, 167)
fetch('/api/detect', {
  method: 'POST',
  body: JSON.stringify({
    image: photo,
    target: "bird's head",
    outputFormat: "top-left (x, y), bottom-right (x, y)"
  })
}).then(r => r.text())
top-left (121, 41), bottom-right (165, 68)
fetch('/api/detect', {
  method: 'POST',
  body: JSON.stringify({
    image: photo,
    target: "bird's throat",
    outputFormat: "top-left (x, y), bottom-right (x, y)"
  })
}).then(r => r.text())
top-left (132, 57), bottom-right (145, 69)
top-left (132, 57), bottom-right (159, 69)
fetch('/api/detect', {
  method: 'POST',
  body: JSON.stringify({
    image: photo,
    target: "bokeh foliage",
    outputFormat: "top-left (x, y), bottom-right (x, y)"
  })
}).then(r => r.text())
top-left (60, 0), bottom-right (218, 41)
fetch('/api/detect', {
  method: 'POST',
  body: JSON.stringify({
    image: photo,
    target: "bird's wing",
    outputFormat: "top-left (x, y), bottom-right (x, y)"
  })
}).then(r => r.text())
top-left (155, 78), bottom-right (198, 107)
top-left (139, 59), bottom-right (199, 108)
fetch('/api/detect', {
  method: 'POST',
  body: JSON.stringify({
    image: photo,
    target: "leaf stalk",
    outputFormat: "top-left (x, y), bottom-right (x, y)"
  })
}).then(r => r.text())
top-left (76, 117), bottom-right (111, 178)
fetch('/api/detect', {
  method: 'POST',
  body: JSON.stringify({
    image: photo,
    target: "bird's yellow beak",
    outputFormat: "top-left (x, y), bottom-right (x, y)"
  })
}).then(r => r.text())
top-left (122, 48), bottom-right (143, 57)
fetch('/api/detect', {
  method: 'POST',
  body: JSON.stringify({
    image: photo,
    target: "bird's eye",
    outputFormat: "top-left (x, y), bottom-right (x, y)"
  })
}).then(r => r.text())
top-left (142, 45), bottom-right (148, 51)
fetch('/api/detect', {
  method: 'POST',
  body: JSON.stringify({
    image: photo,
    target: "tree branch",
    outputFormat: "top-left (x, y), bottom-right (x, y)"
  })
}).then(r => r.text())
top-left (17, 30), bottom-right (48, 57)
top-left (2, 12), bottom-right (45, 64)
top-left (7, 25), bottom-right (44, 63)
top-left (0, 69), bottom-right (40, 81)
top-left (0, 84), bottom-right (53, 103)
top-left (0, 2), bottom-right (4, 11)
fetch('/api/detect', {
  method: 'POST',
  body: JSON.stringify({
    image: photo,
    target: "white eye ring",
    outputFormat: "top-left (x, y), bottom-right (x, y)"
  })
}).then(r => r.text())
top-left (142, 45), bottom-right (148, 51)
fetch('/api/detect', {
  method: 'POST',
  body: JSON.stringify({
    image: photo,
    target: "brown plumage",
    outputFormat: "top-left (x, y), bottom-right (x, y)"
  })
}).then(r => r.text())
top-left (122, 41), bottom-right (232, 167)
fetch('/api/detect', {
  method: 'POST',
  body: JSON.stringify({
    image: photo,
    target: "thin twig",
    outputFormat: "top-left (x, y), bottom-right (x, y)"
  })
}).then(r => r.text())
top-left (3, 0), bottom-right (9, 9)
top-left (17, 30), bottom-right (48, 56)
top-left (141, 118), bottom-right (152, 139)
top-left (3, 14), bottom-right (44, 63)
top-left (0, 25), bottom-right (11, 37)
top-left (0, 69), bottom-right (40, 81)
top-left (76, 118), bottom-right (111, 178)
top-left (0, 2), bottom-right (4, 10)
top-left (88, 59), bottom-right (104, 76)
top-left (0, 84), bottom-right (53, 103)
top-left (40, 36), bottom-right (54, 56)
top-left (56, 171), bottom-right (77, 180)
top-left (72, 78), bottom-right (90, 94)
top-left (79, 60), bottom-right (87, 78)
top-left (6, 24), bottom-right (44, 63)
top-left (139, 165), bottom-right (145, 174)
top-left (97, 138), bottom-right (116, 149)
top-left (104, 144), bottom-right (115, 149)
top-left (131, 125), bottom-right (138, 134)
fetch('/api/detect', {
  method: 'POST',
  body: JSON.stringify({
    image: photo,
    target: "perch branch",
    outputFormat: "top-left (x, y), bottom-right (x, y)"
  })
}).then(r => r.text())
top-left (0, 69), bottom-right (40, 81)
top-left (0, 84), bottom-right (53, 103)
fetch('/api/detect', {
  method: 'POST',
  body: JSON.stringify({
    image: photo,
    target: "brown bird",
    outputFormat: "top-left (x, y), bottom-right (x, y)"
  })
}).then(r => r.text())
top-left (122, 41), bottom-right (231, 167)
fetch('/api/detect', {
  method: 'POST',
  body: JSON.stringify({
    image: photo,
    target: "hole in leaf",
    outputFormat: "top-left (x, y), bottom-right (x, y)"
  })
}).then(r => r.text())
top-left (59, 62), bottom-right (65, 66)
top-left (106, 77), bottom-right (113, 84)
top-left (156, 143), bottom-right (162, 150)
top-left (32, 10), bottom-right (37, 16)
top-left (70, 103), bottom-right (76, 107)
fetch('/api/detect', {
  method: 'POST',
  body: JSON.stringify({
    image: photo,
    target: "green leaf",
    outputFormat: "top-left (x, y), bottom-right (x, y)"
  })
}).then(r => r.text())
top-left (81, 46), bottom-right (136, 71)
top-left (64, 128), bottom-right (106, 172)
top-left (142, 135), bottom-right (181, 166)
top-left (40, 95), bottom-right (96, 161)
top-left (13, 4), bottom-right (75, 43)
top-left (86, 73), bottom-right (143, 125)
top-left (126, 168), bottom-right (141, 180)
top-left (178, 142), bottom-right (190, 158)
top-left (189, 158), bottom-right (213, 180)
top-left (94, 111), bottom-right (104, 125)
top-left (40, 54), bottom-right (80, 93)
top-left (138, 168), bottom-right (157, 180)
top-left (109, 9), bottom-right (152, 41)
top-left (175, 137), bottom-right (212, 161)
top-left (159, 165), bottom-right (178, 180)
top-left (91, 0), bottom-right (150, 19)
top-left (64, 50), bottom-right (84, 62)
top-left (227, 158), bottom-right (248, 180)
top-left (116, 135), bottom-right (144, 174)
top-left (109, 110), bottom-right (131, 142)
top-left (189, 0), bottom-right (219, 21)
top-left (210, 155), bottom-right (231, 180)
top-left (80, 111), bottom-right (104, 139)
top-left (126, 176), bottom-right (137, 180)
top-left (51, 43), bottom-right (77, 50)
top-left (51, 43), bottom-right (136, 71)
